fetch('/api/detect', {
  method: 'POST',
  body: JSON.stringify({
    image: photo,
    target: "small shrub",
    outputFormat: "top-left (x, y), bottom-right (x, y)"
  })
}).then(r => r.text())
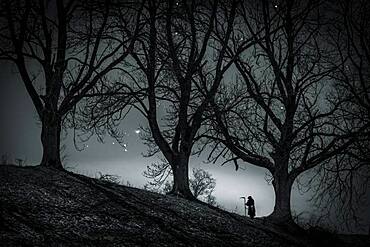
top-left (96, 172), bottom-right (121, 184)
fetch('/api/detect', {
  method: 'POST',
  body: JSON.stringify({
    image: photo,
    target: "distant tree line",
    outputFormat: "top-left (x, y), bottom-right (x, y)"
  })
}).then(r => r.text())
top-left (0, 0), bottom-right (368, 231)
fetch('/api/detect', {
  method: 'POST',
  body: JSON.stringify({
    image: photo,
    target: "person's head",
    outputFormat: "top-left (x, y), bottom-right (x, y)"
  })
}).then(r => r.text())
top-left (248, 196), bottom-right (252, 199)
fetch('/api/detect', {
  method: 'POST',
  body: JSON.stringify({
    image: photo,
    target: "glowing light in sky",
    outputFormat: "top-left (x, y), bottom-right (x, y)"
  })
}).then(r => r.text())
top-left (135, 129), bottom-right (141, 134)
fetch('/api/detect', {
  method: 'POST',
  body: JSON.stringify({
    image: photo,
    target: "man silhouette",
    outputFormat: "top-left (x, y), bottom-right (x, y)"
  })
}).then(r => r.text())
top-left (245, 196), bottom-right (256, 219)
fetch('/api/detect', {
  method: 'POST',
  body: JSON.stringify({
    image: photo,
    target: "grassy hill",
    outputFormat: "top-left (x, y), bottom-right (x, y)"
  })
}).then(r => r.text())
top-left (0, 165), bottom-right (368, 246)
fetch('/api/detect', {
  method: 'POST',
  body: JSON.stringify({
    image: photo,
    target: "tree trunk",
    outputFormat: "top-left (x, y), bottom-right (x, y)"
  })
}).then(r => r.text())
top-left (269, 172), bottom-right (294, 224)
top-left (40, 111), bottom-right (63, 170)
top-left (168, 155), bottom-right (195, 200)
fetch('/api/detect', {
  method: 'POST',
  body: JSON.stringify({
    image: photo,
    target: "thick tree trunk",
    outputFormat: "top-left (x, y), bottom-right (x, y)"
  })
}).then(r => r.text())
top-left (40, 112), bottom-right (63, 170)
top-left (269, 172), bottom-right (295, 224)
top-left (168, 156), bottom-right (195, 200)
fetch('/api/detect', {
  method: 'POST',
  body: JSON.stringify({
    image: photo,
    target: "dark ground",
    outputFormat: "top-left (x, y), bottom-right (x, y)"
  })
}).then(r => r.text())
top-left (0, 165), bottom-right (369, 246)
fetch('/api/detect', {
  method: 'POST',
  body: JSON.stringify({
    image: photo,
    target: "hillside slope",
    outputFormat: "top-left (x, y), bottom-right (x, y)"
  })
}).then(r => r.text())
top-left (0, 165), bottom-right (368, 246)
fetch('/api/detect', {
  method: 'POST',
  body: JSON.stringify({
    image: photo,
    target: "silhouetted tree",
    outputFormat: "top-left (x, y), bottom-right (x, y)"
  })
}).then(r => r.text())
top-left (92, 0), bottom-right (239, 199)
top-left (145, 165), bottom-right (217, 205)
top-left (190, 168), bottom-right (216, 199)
top-left (142, 0), bottom-right (238, 199)
top-left (0, 0), bottom-right (142, 169)
top-left (202, 0), bottom-right (365, 225)
top-left (143, 159), bottom-right (172, 189)
top-left (307, 0), bottom-right (370, 232)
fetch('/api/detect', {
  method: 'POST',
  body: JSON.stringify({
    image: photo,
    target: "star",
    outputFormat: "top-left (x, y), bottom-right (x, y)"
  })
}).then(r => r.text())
top-left (135, 129), bottom-right (141, 134)
top-left (112, 142), bottom-right (115, 145)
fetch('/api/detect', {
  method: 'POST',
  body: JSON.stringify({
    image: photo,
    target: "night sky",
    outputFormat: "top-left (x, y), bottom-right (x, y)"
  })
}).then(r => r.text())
top-left (0, 61), bottom-right (314, 220)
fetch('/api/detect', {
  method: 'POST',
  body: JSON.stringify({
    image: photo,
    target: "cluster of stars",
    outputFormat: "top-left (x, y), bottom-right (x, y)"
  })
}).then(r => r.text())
top-left (83, 129), bottom-right (142, 153)
top-left (111, 142), bottom-right (127, 152)
top-left (111, 129), bottom-right (141, 151)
